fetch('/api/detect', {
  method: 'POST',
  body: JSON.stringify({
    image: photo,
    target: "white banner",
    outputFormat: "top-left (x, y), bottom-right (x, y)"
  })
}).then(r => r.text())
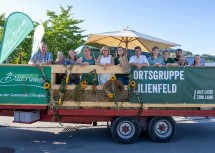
top-left (31, 25), bottom-right (44, 58)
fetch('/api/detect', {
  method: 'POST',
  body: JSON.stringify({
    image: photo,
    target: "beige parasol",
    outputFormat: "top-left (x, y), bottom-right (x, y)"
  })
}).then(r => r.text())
top-left (85, 28), bottom-right (180, 53)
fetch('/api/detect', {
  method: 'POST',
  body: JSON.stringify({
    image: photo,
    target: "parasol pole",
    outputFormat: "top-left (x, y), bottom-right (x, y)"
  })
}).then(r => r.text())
top-left (93, 51), bottom-right (96, 61)
top-left (125, 37), bottom-right (128, 56)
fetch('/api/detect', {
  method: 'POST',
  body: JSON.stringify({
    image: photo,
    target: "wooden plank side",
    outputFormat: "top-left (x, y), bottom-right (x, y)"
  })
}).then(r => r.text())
top-left (51, 65), bottom-right (126, 74)
top-left (60, 101), bottom-right (215, 108)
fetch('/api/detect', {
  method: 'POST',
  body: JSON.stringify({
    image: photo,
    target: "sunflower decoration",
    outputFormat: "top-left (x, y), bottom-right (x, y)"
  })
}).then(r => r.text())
top-left (130, 81), bottom-right (136, 87)
top-left (65, 75), bottom-right (69, 84)
top-left (103, 79), bottom-right (125, 100)
top-left (57, 92), bottom-right (64, 105)
top-left (110, 76), bottom-right (116, 81)
top-left (58, 98), bottom-right (62, 105)
top-left (81, 80), bottom-right (88, 89)
top-left (107, 93), bottom-right (113, 99)
top-left (44, 81), bottom-right (50, 89)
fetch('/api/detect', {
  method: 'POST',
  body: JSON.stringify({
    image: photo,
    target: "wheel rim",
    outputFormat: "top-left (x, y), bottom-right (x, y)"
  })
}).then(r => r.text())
top-left (117, 121), bottom-right (135, 139)
top-left (154, 120), bottom-right (172, 138)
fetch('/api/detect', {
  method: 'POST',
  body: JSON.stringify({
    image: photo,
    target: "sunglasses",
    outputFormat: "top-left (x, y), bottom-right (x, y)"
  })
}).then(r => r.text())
top-left (103, 50), bottom-right (109, 51)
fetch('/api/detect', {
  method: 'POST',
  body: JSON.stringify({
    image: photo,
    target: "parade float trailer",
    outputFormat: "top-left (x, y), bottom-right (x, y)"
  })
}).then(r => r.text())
top-left (0, 64), bottom-right (215, 144)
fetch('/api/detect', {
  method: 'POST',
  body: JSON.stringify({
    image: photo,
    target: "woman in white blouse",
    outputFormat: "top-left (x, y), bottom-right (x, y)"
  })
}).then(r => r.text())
top-left (96, 46), bottom-right (115, 85)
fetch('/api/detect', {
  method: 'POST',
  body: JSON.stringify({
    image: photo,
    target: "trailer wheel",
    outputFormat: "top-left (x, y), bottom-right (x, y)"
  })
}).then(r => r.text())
top-left (148, 116), bottom-right (176, 142)
top-left (111, 117), bottom-right (140, 144)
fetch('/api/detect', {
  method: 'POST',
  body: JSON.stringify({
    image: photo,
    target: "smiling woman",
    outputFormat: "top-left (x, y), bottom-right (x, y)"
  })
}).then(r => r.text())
top-left (96, 46), bottom-right (115, 85)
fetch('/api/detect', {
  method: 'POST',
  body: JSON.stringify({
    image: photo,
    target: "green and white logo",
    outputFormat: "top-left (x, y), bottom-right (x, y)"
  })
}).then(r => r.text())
top-left (0, 12), bottom-right (34, 63)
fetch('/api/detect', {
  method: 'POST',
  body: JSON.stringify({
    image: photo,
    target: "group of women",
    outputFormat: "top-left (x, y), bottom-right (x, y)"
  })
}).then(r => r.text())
top-left (54, 46), bottom-right (115, 85)
top-left (54, 45), bottom-right (203, 85)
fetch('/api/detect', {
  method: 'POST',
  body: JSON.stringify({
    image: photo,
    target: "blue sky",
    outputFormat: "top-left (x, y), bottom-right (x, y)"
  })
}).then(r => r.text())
top-left (1, 0), bottom-right (215, 55)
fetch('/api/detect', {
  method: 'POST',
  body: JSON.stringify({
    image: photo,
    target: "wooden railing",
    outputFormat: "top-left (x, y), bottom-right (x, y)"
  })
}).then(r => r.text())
top-left (50, 65), bottom-right (139, 108)
top-left (50, 65), bottom-right (127, 90)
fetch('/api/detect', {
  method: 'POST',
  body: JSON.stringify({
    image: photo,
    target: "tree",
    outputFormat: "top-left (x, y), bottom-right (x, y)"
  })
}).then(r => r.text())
top-left (0, 13), bottom-right (6, 43)
top-left (183, 50), bottom-right (193, 57)
top-left (202, 54), bottom-right (215, 62)
top-left (43, 5), bottom-right (86, 59)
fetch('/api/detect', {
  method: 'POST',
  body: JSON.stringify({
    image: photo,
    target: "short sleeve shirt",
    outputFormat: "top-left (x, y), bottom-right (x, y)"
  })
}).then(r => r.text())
top-left (129, 55), bottom-right (149, 65)
top-left (31, 51), bottom-right (53, 64)
top-left (164, 58), bottom-right (176, 64)
top-left (147, 56), bottom-right (165, 65)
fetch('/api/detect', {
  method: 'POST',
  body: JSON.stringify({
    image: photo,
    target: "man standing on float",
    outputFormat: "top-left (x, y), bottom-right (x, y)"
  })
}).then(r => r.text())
top-left (129, 46), bottom-right (149, 69)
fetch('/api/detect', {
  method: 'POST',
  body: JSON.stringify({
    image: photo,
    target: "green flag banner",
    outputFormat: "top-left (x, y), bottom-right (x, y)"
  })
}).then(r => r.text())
top-left (0, 65), bottom-right (51, 104)
top-left (130, 66), bottom-right (215, 104)
top-left (0, 12), bottom-right (34, 63)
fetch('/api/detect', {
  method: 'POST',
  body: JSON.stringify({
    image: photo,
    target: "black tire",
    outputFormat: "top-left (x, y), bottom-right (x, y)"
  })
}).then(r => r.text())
top-left (111, 117), bottom-right (140, 144)
top-left (148, 116), bottom-right (176, 142)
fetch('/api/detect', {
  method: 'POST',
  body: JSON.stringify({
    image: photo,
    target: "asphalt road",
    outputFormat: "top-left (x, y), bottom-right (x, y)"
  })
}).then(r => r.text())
top-left (1, 117), bottom-right (215, 153)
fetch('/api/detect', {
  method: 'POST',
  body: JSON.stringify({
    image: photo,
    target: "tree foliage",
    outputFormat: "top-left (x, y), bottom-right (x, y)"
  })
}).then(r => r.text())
top-left (202, 54), bottom-right (215, 62)
top-left (43, 5), bottom-right (86, 59)
top-left (0, 13), bottom-right (6, 43)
